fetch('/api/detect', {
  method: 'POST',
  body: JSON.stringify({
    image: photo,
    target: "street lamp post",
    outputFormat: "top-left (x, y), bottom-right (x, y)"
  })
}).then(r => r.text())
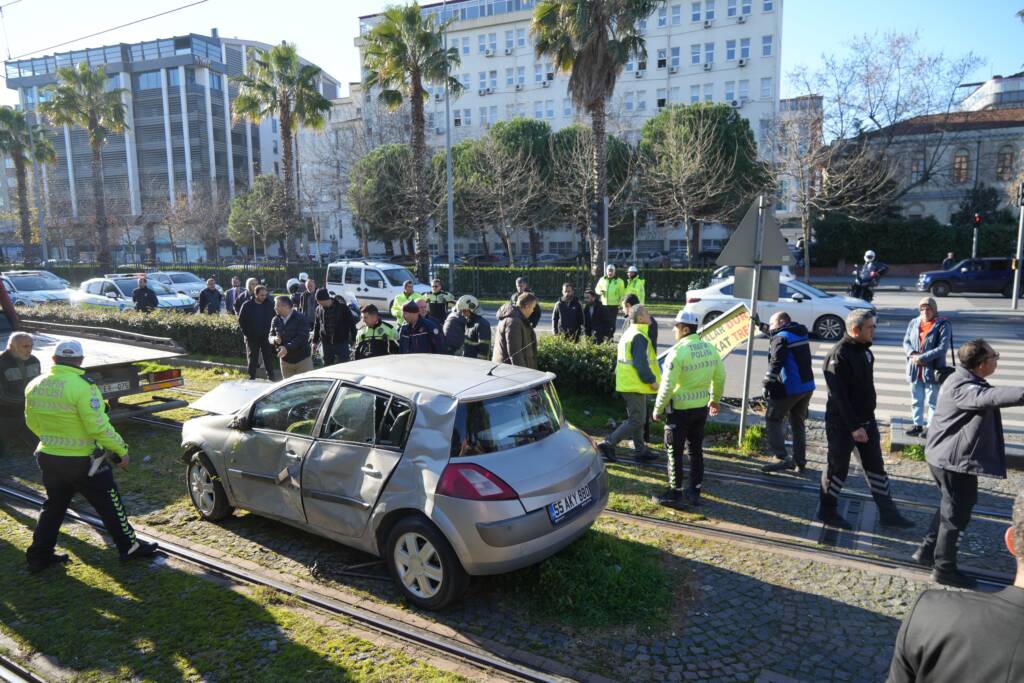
top-left (443, 0), bottom-right (456, 292)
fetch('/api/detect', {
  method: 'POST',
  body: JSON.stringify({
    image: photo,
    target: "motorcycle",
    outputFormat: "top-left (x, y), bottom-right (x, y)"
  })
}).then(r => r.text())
top-left (848, 266), bottom-right (884, 302)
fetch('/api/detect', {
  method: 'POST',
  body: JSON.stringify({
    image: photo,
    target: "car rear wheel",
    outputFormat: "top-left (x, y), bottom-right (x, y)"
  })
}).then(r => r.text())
top-left (814, 314), bottom-right (845, 341)
top-left (187, 452), bottom-right (233, 521)
top-left (386, 516), bottom-right (468, 610)
top-left (930, 281), bottom-right (950, 297)
top-left (702, 310), bottom-right (723, 325)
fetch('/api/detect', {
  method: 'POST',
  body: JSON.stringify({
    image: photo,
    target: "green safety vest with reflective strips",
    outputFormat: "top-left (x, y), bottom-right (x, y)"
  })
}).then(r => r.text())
top-left (653, 334), bottom-right (726, 416)
top-left (24, 364), bottom-right (128, 457)
top-left (615, 323), bottom-right (661, 394)
top-left (390, 292), bottom-right (424, 319)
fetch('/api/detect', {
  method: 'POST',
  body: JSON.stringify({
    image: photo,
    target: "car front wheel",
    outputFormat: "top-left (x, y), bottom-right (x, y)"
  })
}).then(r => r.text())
top-left (930, 281), bottom-right (950, 297)
top-left (702, 310), bottom-right (723, 325)
top-left (814, 314), bottom-right (845, 341)
top-left (187, 452), bottom-right (233, 521)
top-left (386, 516), bottom-right (468, 610)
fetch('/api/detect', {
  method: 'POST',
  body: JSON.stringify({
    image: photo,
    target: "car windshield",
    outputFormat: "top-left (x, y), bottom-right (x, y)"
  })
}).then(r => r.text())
top-left (115, 279), bottom-right (172, 296)
top-left (381, 268), bottom-right (416, 287)
top-left (169, 273), bottom-right (203, 284)
top-left (451, 383), bottom-right (563, 456)
top-left (8, 275), bottom-right (64, 291)
top-left (786, 280), bottom-right (833, 299)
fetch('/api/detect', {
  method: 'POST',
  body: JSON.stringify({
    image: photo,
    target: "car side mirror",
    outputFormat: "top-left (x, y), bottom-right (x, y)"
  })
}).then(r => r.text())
top-left (105, 291), bottom-right (119, 299)
top-left (791, 293), bottom-right (805, 302)
top-left (229, 414), bottom-right (250, 431)
top-left (960, 267), bottom-right (968, 273)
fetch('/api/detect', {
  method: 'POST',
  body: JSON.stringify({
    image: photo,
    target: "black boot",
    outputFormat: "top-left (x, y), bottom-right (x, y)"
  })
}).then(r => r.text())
top-left (597, 442), bottom-right (617, 464)
top-left (653, 488), bottom-right (683, 508)
top-left (683, 488), bottom-right (701, 507)
top-left (817, 508), bottom-right (852, 529)
top-left (120, 540), bottom-right (159, 562)
top-left (878, 509), bottom-right (915, 529)
top-left (911, 545), bottom-right (935, 568)
top-left (27, 552), bottom-right (70, 574)
top-left (931, 568), bottom-right (977, 589)
top-left (762, 457), bottom-right (796, 473)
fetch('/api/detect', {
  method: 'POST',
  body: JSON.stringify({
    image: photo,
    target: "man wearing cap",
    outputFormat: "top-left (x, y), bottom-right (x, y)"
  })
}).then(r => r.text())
top-left (0, 331), bottom-right (41, 457)
top-left (598, 305), bottom-right (661, 463)
top-left (595, 265), bottom-right (625, 342)
top-left (510, 277), bottom-right (542, 329)
top-left (652, 309), bottom-right (726, 507)
top-left (354, 305), bottom-right (399, 360)
top-left (23, 340), bottom-right (157, 572)
top-left (624, 266), bottom-right (646, 305)
top-left (390, 280), bottom-right (424, 320)
top-left (902, 297), bottom-right (952, 438)
top-left (425, 279), bottom-right (456, 323)
top-left (131, 276), bottom-right (158, 313)
top-left (759, 311), bottom-right (816, 474)
top-left (398, 300), bottom-right (445, 354)
top-left (311, 288), bottom-right (356, 366)
top-left (270, 296), bottom-right (313, 379)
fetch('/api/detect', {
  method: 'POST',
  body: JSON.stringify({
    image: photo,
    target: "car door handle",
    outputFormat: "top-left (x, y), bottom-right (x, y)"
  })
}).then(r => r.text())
top-left (361, 465), bottom-right (382, 478)
top-left (285, 450), bottom-right (301, 460)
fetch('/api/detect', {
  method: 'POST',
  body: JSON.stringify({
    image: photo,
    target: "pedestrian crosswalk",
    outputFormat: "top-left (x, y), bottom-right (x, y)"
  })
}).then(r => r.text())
top-left (805, 319), bottom-right (1024, 441)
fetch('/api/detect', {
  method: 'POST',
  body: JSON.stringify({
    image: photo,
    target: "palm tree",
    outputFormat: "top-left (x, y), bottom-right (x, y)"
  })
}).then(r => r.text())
top-left (233, 42), bottom-right (331, 264)
top-left (40, 62), bottom-right (127, 268)
top-left (0, 107), bottom-right (55, 263)
top-left (532, 0), bottom-right (661, 270)
top-left (362, 3), bottom-right (462, 280)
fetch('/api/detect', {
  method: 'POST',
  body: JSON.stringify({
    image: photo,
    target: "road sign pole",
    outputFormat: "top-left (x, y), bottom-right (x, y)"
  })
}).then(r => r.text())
top-left (737, 194), bottom-right (768, 449)
top-left (1014, 197), bottom-right (1024, 311)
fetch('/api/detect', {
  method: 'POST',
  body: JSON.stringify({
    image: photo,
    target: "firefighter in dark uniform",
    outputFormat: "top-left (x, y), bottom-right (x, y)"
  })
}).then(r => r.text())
top-left (820, 309), bottom-right (914, 530)
top-left (23, 340), bottom-right (157, 573)
top-left (353, 304), bottom-right (399, 360)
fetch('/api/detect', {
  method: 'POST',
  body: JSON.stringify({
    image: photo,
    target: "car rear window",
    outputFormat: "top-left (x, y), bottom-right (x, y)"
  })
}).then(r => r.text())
top-left (451, 383), bottom-right (563, 456)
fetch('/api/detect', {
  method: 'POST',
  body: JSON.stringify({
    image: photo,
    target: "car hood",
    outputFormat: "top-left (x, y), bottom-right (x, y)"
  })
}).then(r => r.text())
top-left (837, 294), bottom-right (873, 308)
top-left (917, 269), bottom-right (946, 279)
top-left (189, 379), bottom-right (274, 415)
top-left (18, 289), bottom-right (72, 302)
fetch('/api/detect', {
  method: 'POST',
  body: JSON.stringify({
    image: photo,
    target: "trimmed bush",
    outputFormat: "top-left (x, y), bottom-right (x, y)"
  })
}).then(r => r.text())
top-left (812, 216), bottom-right (1019, 267)
top-left (437, 266), bottom-right (709, 302)
top-left (537, 334), bottom-right (617, 397)
top-left (20, 305), bottom-right (246, 358)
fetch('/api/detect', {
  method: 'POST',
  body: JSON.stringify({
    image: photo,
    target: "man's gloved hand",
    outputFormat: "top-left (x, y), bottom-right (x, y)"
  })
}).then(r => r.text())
top-left (762, 378), bottom-right (785, 400)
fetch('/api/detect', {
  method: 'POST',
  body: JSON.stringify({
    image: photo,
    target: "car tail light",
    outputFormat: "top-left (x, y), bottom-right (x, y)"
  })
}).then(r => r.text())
top-left (152, 369), bottom-right (181, 382)
top-left (687, 297), bottom-right (701, 303)
top-left (436, 463), bottom-right (518, 501)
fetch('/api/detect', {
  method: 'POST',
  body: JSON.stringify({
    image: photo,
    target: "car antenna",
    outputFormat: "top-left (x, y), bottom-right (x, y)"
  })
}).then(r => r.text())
top-left (486, 364), bottom-right (501, 376)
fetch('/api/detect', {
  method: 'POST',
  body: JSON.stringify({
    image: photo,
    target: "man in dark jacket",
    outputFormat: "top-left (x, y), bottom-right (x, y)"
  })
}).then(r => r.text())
top-left (197, 278), bottom-right (222, 314)
top-left (912, 339), bottom-right (1024, 588)
top-left (493, 293), bottom-right (538, 369)
top-left (398, 300), bottom-right (445, 354)
top-left (890, 489), bottom-right (1024, 682)
top-left (463, 301), bottom-right (492, 359)
top-left (0, 332), bottom-right (40, 456)
top-left (821, 309), bottom-right (914, 530)
top-left (132, 276), bottom-right (159, 313)
top-left (582, 289), bottom-right (602, 342)
top-left (237, 285), bottom-right (277, 380)
top-left (759, 312), bottom-right (816, 474)
top-left (224, 276), bottom-right (244, 316)
top-left (552, 282), bottom-right (584, 341)
top-left (311, 288), bottom-right (355, 365)
top-left (510, 277), bottom-right (541, 328)
top-left (232, 277), bottom-right (258, 315)
top-left (354, 305), bottom-right (399, 360)
top-left (270, 296), bottom-right (313, 378)
top-left (443, 295), bottom-right (481, 355)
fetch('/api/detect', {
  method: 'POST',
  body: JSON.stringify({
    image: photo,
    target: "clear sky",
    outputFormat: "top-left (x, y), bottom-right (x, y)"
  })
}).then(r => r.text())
top-left (0, 0), bottom-right (1020, 105)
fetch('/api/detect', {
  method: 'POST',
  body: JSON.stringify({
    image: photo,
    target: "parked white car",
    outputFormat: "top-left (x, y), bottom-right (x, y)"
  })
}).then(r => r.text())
top-left (148, 271), bottom-right (220, 301)
top-left (325, 260), bottom-right (430, 316)
top-left (0, 271), bottom-right (75, 305)
top-left (72, 275), bottom-right (198, 313)
top-left (684, 277), bottom-right (874, 341)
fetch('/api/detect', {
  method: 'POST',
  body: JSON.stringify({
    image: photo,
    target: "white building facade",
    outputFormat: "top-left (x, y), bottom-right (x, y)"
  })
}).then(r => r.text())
top-left (348, 0), bottom-right (783, 259)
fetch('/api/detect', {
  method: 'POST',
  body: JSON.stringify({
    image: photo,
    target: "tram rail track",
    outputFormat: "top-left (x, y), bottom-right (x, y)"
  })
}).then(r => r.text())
top-left (0, 652), bottom-right (46, 683)
top-left (0, 482), bottom-right (575, 683)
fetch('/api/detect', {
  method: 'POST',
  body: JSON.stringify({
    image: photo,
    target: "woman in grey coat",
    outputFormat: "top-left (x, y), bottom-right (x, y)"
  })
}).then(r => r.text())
top-left (493, 293), bottom-right (539, 369)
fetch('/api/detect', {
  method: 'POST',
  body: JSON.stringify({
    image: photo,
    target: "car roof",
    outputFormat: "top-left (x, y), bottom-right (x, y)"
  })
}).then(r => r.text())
top-left (304, 355), bottom-right (554, 401)
top-left (326, 260), bottom-right (410, 271)
top-left (2, 270), bottom-right (47, 276)
top-left (148, 271), bottom-right (195, 276)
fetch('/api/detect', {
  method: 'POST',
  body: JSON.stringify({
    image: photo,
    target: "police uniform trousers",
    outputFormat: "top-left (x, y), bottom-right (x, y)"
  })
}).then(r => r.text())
top-left (27, 452), bottom-right (138, 562)
top-left (664, 406), bottom-right (708, 494)
top-left (821, 419), bottom-right (899, 513)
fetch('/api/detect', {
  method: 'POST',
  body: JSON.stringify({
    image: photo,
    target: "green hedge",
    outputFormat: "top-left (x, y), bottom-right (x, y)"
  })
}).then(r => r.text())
top-left (20, 305), bottom-right (246, 358)
top-left (812, 216), bottom-right (1020, 266)
top-left (436, 266), bottom-right (709, 302)
top-left (537, 335), bottom-right (617, 397)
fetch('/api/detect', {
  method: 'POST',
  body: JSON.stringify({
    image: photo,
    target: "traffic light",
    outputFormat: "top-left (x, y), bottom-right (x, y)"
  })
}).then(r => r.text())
top-left (973, 213), bottom-right (982, 228)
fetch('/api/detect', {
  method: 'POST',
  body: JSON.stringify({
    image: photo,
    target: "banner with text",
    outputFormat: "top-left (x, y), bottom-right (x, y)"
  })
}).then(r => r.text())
top-left (698, 303), bottom-right (751, 358)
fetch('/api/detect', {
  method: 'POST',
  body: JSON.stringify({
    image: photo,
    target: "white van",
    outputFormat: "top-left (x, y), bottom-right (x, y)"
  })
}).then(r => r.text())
top-left (325, 260), bottom-right (431, 316)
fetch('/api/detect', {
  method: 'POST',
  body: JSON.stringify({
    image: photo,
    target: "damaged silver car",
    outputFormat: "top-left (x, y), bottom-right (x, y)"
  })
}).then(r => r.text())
top-left (181, 355), bottom-right (608, 609)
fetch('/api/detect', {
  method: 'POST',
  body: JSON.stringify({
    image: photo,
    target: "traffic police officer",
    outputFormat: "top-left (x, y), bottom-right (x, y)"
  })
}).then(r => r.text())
top-left (623, 266), bottom-right (646, 304)
top-left (24, 340), bottom-right (157, 573)
top-left (353, 304), bottom-right (399, 359)
top-left (595, 264), bottom-right (625, 341)
top-left (424, 279), bottom-right (456, 323)
top-left (390, 280), bottom-right (424, 319)
top-left (652, 310), bottom-right (726, 507)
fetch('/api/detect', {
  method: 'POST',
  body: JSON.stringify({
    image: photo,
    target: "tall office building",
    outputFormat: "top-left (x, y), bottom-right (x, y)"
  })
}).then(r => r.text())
top-left (355, 0), bottom-right (783, 256)
top-left (3, 30), bottom-right (340, 260)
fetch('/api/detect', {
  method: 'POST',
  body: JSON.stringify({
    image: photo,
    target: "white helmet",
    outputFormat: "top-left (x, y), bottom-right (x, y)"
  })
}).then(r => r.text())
top-left (456, 294), bottom-right (479, 312)
top-left (298, 272), bottom-right (309, 282)
top-left (864, 250), bottom-right (876, 262)
top-left (286, 277), bottom-right (300, 292)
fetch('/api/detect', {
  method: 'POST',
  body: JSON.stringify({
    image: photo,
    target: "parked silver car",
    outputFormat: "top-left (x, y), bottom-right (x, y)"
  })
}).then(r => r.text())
top-left (181, 356), bottom-right (607, 609)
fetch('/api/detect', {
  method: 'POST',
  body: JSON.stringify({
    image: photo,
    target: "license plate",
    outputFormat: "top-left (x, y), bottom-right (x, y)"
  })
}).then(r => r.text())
top-left (547, 482), bottom-right (593, 525)
top-left (100, 381), bottom-right (131, 394)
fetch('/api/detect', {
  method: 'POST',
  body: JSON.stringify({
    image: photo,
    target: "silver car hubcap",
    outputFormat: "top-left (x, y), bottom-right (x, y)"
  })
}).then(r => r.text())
top-left (818, 317), bottom-right (843, 340)
top-left (394, 532), bottom-right (444, 599)
top-left (189, 462), bottom-right (216, 516)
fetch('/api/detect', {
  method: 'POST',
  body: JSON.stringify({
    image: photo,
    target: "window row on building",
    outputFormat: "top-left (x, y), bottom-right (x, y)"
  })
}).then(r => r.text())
top-left (906, 145), bottom-right (1020, 185)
